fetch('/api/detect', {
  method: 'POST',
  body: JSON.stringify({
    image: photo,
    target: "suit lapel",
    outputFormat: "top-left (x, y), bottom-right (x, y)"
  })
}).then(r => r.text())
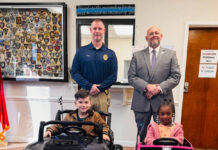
top-left (142, 48), bottom-right (152, 77)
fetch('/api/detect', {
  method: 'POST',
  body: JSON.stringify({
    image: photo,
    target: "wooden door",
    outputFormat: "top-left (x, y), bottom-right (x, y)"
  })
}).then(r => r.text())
top-left (181, 28), bottom-right (218, 149)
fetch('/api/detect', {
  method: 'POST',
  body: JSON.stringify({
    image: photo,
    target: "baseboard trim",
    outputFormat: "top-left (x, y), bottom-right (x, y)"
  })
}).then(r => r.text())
top-left (5, 136), bottom-right (36, 143)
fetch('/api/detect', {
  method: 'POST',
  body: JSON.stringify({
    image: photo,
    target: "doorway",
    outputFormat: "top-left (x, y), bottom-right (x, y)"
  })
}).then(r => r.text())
top-left (181, 28), bottom-right (218, 149)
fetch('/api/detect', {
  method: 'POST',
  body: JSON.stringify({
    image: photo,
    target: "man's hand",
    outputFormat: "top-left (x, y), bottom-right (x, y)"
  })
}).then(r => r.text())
top-left (145, 84), bottom-right (160, 99)
top-left (89, 84), bottom-right (100, 96)
top-left (145, 91), bottom-right (153, 99)
top-left (103, 134), bottom-right (110, 141)
top-left (44, 131), bottom-right (52, 137)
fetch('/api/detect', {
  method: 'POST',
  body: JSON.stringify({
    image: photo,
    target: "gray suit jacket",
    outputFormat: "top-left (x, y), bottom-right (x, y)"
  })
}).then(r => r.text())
top-left (128, 47), bottom-right (181, 112)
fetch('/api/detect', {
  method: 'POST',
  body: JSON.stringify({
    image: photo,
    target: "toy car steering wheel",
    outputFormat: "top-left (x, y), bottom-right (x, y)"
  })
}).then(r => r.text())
top-left (63, 126), bottom-right (87, 136)
top-left (153, 138), bottom-right (179, 146)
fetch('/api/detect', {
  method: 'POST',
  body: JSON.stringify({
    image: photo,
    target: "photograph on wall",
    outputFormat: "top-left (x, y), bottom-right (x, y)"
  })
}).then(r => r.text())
top-left (0, 3), bottom-right (68, 81)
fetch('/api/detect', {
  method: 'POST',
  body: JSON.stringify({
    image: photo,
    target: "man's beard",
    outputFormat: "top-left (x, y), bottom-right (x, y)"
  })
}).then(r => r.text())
top-left (150, 40), bottom-right (160, 48)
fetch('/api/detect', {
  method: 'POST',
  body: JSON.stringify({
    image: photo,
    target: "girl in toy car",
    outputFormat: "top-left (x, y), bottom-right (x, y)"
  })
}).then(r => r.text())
top-left (144, 99), bottom-right (184, 145)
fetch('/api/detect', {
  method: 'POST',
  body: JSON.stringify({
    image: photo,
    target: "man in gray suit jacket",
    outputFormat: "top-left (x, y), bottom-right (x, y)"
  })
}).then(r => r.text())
top-left (128, 26), bottom-right (181, 141)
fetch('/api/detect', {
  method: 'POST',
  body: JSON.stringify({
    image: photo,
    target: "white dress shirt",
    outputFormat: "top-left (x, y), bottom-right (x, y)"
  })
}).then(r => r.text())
top-left (148, 46), bottom-right (160, 64)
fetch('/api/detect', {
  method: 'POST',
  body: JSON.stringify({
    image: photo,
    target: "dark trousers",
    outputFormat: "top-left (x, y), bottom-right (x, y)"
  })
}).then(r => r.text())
top-left (134, 109), bottom-right (157, 142)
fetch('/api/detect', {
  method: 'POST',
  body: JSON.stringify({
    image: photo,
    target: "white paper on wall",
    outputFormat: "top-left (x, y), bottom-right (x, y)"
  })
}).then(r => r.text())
top-left (200, 50), bottom-right (218, 64)
top-left (198, 64), bottom-right (217, 78)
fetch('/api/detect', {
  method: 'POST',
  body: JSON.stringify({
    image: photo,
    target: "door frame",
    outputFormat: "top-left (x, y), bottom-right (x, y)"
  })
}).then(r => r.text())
top-left (178, 22), bottom-right (218, 123)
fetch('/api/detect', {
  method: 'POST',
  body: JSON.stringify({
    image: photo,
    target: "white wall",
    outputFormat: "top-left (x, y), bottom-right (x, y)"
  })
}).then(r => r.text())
top-left (1, 0), bottom-right (218, 147)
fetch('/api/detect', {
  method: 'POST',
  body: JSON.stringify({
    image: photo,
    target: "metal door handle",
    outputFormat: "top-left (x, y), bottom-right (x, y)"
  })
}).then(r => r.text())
top-left (184, 82), bottom-right (189, 93)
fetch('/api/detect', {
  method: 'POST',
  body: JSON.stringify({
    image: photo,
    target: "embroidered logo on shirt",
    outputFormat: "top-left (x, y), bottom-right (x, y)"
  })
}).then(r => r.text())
top-left (103, 54), bottom-right (108, 61)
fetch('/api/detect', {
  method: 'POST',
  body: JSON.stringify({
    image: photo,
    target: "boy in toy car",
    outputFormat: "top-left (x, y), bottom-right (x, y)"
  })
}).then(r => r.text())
top-left (44, 89), bottom-right (110, 141)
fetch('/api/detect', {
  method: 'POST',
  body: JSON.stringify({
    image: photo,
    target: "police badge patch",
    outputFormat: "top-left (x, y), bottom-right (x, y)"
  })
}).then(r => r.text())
top-left (103, 54), bottom-right (108, 61)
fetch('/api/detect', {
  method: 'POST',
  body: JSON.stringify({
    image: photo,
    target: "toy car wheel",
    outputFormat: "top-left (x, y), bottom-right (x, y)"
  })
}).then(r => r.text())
top-left (113, 144), bottom-right (123, 150)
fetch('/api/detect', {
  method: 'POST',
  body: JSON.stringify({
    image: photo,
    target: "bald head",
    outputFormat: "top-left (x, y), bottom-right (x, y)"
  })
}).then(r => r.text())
top-left (146, 26), bottom-right (161, 34)
top-left (146, 26), bottom-right (163, 48)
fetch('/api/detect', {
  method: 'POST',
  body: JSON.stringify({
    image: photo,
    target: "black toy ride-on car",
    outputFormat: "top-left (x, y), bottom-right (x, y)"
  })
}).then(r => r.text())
top-left (25, 120), bottom-right (109, 150)
top-left (24, 110), bottom-right (123, 150)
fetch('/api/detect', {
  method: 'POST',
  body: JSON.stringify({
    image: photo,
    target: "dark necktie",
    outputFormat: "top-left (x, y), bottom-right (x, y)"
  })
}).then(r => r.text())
top-left (151, 49), bottom-right (156, 69)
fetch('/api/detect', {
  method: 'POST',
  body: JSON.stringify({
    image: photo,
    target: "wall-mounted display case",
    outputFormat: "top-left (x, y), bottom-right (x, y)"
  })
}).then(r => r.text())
top-left (0, 3), bottom-right (68, 82)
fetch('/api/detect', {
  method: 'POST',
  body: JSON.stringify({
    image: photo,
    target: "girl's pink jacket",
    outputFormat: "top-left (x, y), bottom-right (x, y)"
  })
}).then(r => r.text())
top-left (144, 122), bottom-right (184, 145)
